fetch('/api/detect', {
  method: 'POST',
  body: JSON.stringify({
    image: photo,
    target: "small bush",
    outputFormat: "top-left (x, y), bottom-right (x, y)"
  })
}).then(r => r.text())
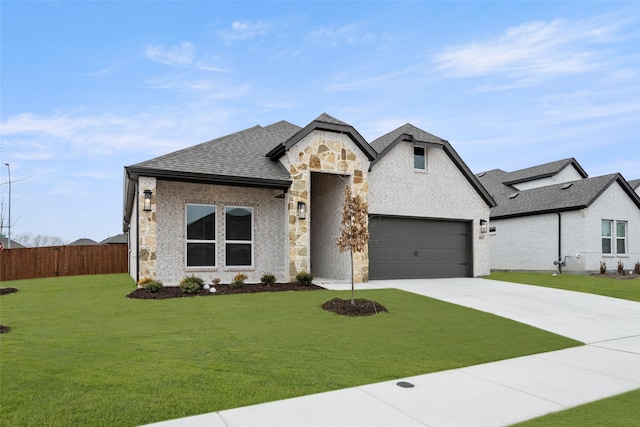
top-left (261, 273), bottom-right (276, 286)
top-left (180, 275), bottom-right (204, 294)
top-left (635, 261), bottom-right (640, 275)
top-left (296, 271), bottom-right (313, 286)
top-left (137, 277), bottom-right (154, 287)
top-left (231, 273), bottom-right (248, 289)
top-left (599, 261), bottom-right (607, 274)
top-left (143, 281), bottom-right (163, 293)
top-left (617, 260), bottom-right (625, 275)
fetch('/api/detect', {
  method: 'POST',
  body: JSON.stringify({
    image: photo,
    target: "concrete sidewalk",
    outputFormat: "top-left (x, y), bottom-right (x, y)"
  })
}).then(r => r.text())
top-left (144, 278), bottom-right (640, 427)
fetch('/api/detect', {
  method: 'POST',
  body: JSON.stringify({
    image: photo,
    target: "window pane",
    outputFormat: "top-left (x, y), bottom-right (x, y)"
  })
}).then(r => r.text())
top-left (617, 239), bottom-right (626, 254)
top-left (602, 238), bottom-right (611, 254)
top-left (601, 220), bottom-right (612, 237)
top-left (226, 207), bottom-right (252, 241)
top-left (187, 243), bottom-right (215, 266)
top-left (616, 222), bottom-right (626, 237)
top-left (187, 206), bottom-right (215, 240)
top-left (414, 147), bottom-right (425, 169)
top-left (226, 243), bottom-right (252, 266)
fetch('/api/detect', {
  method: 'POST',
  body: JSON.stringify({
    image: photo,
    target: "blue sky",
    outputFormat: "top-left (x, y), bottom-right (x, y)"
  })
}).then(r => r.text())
top-left (1, 1), bottom-right (639, 243)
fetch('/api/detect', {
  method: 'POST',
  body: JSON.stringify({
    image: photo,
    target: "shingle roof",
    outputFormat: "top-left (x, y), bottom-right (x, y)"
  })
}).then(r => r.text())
top-left (371, 123), bottom-right (445, 154)
top-left (628, 179), bottom-right (640, 190)
top-left (128, 124), bottom-right (293, 185)
top-left (481, 173), bottom-right (640, 219)
top-left (68, 238), bottom-right (98, 246)
top-left (500, 158), bottom-right (587, 186)
top-left (100, 233), bottom-right (128, 244)
top-left (0, 237), bottom-right (27, 249)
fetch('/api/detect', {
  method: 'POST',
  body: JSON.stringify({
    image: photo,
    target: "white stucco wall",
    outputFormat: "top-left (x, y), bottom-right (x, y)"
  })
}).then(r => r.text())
top-left (155, 180), bottom-right (288, 286)
top-left (490, 182), bottom-right (640, 273)
top-left (368, 142), bottom-right (491, 276)
top-left (512, 166), bottom-right (583, 191)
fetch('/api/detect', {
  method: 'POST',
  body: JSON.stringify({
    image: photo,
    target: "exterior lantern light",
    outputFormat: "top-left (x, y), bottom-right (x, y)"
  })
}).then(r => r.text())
top-left (480, 219), bottom-right (488, 234)
top-left (143, 190), bottom-right (153, 211)
top-left (297, 201), bottom-right (306, 220)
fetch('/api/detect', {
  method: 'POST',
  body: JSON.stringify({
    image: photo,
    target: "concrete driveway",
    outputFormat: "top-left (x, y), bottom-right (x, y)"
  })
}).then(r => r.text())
top-left (145, 278), bottom-right (640, 427)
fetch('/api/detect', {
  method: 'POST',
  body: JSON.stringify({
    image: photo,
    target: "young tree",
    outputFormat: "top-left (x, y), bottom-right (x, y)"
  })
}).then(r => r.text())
top-left (337, 184), bottom-right (369, 305)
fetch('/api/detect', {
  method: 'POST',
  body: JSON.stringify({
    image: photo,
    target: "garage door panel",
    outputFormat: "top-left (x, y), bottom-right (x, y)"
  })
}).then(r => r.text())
top-left (369, 216), bottom-right (471, 280)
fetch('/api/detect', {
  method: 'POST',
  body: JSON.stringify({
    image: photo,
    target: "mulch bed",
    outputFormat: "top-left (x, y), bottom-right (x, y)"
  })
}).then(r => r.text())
top-left (321, 297), bottom-right (388, 317)
top-left (590, 273), bottom-right (640, 280)
top-left (127, 282), bottom-right (325, 299)
top-left (0, 288), bottom-right (18, 333)
top-left (127, 283), bottom-right (387, 316)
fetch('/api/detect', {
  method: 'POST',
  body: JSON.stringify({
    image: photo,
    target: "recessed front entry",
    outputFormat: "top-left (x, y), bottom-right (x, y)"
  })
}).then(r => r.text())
top-left (368, 216), bottom-right (472, 279)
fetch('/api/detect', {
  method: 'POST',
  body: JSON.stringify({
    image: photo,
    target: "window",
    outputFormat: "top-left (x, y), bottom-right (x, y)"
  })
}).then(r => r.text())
top-left (616, 221), bottom-right (627, 254)
top-left (186, 204), bottom-right (216, 267)
top-left (601, 220), bottom-right (612, 254)
top-left (414, 146), bottom-right (426, 170)
top-left (225, 206), bottom-right (253, 266)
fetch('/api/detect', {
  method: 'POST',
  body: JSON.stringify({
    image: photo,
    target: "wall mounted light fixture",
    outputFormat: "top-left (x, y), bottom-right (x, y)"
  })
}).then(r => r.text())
top-left (297, 201), bottom-right (306, 220)
top-left (480, 219), bottom-right (488, 234)
top-left (143, 190), bottom-right (153, 211)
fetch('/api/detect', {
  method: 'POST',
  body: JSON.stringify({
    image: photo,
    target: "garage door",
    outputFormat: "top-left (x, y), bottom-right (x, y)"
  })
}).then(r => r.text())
top-left (368, 216), bottom-right (472, 279)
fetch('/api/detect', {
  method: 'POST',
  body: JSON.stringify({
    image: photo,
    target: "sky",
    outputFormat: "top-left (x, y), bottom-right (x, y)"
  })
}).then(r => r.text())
top-left (1, 1), bottom-right (639, 244)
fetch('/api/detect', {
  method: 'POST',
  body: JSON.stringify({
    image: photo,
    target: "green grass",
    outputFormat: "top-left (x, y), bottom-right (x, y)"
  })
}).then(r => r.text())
top-left (511, 388), bottom-right (640, 426)
top-left (0, 274), bottom-right (581, 427)
top-left (488, 272), bottom-right (640, 302)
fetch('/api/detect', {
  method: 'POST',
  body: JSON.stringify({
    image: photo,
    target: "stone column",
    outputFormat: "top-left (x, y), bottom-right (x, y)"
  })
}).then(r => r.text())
top-left (138, 176), bottom-right (157, 280)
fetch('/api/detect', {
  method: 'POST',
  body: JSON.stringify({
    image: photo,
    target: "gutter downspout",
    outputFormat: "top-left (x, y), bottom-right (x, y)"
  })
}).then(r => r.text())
top-left (557, 211), bottom-right (562, 274)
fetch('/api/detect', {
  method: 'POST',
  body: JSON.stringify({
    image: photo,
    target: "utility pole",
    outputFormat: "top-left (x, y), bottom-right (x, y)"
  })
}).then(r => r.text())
top-left (4, 163), bottom-right (10, 249)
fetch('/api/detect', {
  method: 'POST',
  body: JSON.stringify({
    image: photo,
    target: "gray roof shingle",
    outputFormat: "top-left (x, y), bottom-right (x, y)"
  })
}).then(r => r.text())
top-left (500, 158), bottom-right (587, 185)
top-left (371, 123), bottom-right (445, 154)
top-left (480, 172), bottom-right (640, 219)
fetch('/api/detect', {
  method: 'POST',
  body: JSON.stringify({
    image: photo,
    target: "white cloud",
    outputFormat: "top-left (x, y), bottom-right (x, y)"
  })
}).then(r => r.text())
top-left (146, 41), bottom-right (195, 67)
top-left (218, 20), bottom-right (270, 41)
top-left (434, 17), bottom-right (623, 86)
top-left (309, 22), bottom-right (375, 45)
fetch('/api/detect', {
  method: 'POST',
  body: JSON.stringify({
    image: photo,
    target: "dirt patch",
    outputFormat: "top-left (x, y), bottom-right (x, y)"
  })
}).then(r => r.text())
top-left (321, 297), bottom-right (388, 317)
top-left (127, 282), bottom-right (325, 299)
top-left (0, 325), bottom-right (10, 334)
top-left (0, 287), bottom-right (18, 295)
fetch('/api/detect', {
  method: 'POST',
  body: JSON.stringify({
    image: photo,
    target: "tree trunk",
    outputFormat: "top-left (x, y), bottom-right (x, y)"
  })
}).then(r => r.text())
top-left (350, 249), bottom-right (355, 305)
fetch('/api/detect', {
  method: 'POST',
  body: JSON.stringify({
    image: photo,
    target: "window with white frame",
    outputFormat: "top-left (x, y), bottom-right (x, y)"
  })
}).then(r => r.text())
top-left (602, 219), bottom-right (628, 255)
top-left (414, 146), bottom-right (426, 170)
top-left (601, 220), bottom-right (612, 254)
top-left (186, 204), bottom-right (216, 267)
top-left (225, 206), bottom-right (253, 267)
top-left (616, 221), bottom-right (627, 254)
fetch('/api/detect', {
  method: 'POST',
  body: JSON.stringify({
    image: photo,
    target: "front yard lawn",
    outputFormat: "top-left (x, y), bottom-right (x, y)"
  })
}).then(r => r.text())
top-left (488, 272), bottom-right (640, 302)
top-left (1, 274), bottom-right (581, 427)
top-left (511, 388), bottom-right (640, 426)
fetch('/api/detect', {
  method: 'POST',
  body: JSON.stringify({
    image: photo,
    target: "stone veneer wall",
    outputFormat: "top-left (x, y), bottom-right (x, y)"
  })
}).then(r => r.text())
top-left (138, 176), bottom-right (157, 280)
top-left (280, 131), bottom-right (370, 282)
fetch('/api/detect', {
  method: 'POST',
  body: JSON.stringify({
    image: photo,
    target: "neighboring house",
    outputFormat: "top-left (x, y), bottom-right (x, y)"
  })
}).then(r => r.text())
top-left (477, 158), bottom-right (640, 274)
top-left (123, 113), bottom-right (494, 286)
top-left (68, 238), bottom-right (99, 246)
top-left (99, 233), bottom-right (128, 245)
top-left (0, 237), bottom-right (27, 249)
top-left (629, 179), bottom-right (640, 197)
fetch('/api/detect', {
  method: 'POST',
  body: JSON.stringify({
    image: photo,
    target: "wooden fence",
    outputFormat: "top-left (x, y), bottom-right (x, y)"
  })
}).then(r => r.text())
top-left (0, 245), bottom-right (128, 282)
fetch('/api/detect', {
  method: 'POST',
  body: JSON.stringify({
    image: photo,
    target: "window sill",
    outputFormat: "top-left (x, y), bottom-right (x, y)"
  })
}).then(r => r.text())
top-left (414, 168), bottom-right (428, 174)
top-left (224, 267), bottom-right (256, 272)
top-left (186, 267), bottom-right (217, 272)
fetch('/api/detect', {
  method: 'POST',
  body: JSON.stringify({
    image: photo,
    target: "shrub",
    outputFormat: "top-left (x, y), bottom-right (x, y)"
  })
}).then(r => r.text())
top-left (137, 277), bottom-right (154, 287)
top-left (180, 275), bottom-right (204, 294)
top-left (231, 273), bottom-right (248, 289)
top-left (599, 261), bottom-right (607, 274)
top-left (143, 281), bottom-right (163, 293)
top-left (617, 260), bottom-right (625, 275)
top-left (296, 271), bottom-right (313, 286)
top-left (260, 273), bottom-right (276, 286)
top-left (635, 261), bottom-right (640, 275)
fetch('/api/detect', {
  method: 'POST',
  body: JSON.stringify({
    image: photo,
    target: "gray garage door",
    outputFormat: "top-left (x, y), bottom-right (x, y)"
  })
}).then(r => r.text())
top-left (368, 216), bottom-right (472, 279)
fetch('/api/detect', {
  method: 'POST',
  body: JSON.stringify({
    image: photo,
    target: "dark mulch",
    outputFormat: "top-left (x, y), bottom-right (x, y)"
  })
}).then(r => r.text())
top-left (0, 287), bottom-right (18, 295)
top-left (321, 297), bottom-right (388, 317)
top-left (127, 282), bottom-right (325, 299)
top-left (590, 273), bottom-right (640, 280)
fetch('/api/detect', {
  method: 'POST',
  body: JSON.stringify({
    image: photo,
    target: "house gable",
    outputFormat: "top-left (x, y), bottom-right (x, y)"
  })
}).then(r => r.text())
top-left (371, 123), bottom-right (495, 208)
